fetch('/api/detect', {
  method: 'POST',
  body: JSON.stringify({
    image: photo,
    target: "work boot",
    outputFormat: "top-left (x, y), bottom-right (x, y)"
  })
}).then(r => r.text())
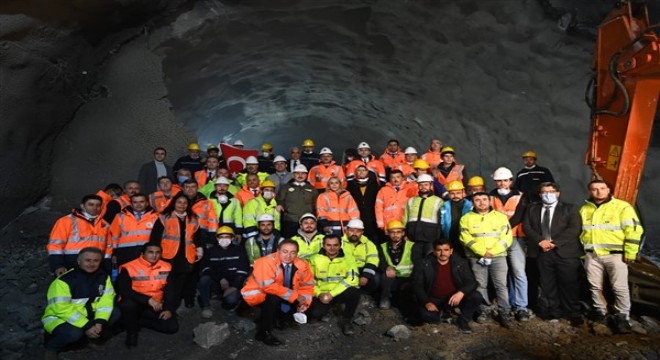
top-left (569, 315), bottom-right (584, 327)
top-left (201, 307), bottom-right (213, 319)
top-left (613, 314), bottom-right (632, 334)
top-left (591, 312), bottom-right (607, 324)
top-left (340, 318), bottom-right (356, 335)
top-left (499, 313), bottom-right (513, 329)
top-left (125, 332), bottom-right (138, 349)
top-left (476, 306), bottom-right (490, 324)
top-left (379, 298), bottom-right (391, 310)
top-left (515, 309), bottom-right (531, 322)
top-left (255, 330), bottom-right (282, 346)
top-left (457, 317), bottom-right (473, 334)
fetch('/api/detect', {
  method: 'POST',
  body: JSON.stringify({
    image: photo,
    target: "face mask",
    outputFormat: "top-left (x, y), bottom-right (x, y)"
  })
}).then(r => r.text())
top-left (263, 151), bottom-right (270, 157)
top-left (218, 238), bottom-right (232, 248)
top-left (217, 194), bottom-right (228, 204)
top-left (541, 192), bottom-right (558, 204)
top-left (81, 210), bottom-right (98, 219)
top-left (178, 175), bottom-right (189, 184)
top-left (497, 188), bottom-right (510, 196)
top-left (357, 177), bottom-right (368, 184)
top-left (262, 191), bottom-right (274, 200)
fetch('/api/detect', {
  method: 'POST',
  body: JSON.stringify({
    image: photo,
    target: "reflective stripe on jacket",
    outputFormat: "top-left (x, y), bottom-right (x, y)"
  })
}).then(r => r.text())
top-left (159, 214), bottom-right (199, 263)
top-left (316, 190), bottom-right (360, 232)
top-left (375, 182), bottom-right (417, 229)
top-left (459, 210), bottom-right (512, 258)
top-left (308, 162), bottom-right (346, 190)
top-left (109, 209), bottom-right (158, 250)
top-left (48, 211), bottom-right (111, 259)
top-left (119, 257), bottom-right (171, 302)
top-left (341, 235), bottom-right (380, 279)
top-left (381, 240), bottom-right (415, 278)
top-left (579, 197), bottom-right (643, 259)
top-left (308, 251), bottom-right (359, 297)
top-left (241, 253), bottom-right (315, 307)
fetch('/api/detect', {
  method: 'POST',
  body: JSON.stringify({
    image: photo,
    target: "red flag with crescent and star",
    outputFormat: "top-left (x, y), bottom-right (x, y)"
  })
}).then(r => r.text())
top-left (220, 144), bottom-right (259, 179)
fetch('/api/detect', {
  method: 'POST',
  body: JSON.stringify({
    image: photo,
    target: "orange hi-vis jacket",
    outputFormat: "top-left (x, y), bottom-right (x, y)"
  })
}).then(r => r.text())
top-left (345, 157), bottom-right (386, 183)
top-left (379, 150), bottom-right (406, 169)
top-left (149, 188), bottom-right (181, 213)
top-left (316, 190), bottom-right (360, 233)
top-left (47, 210), bottom-right (112, 264)
top-left (119, 256), bottom-right (171, 302)
top-left (115, 195), bottom-right (131, 210)
top-left (109, 208), bottom-right (159, 250)
top-left (159, 214), bottom-right (200, 264)
top-left (393, 162), bottom-right (415, 177)
top-left (241, 253), bottom-right (315, 307)
top-left (375, 182), bottom-right (418, 229)
top-left (194, 170), bottom-right (217, 188)
top-left (308, 161), bottom-right (346, 190)
top-left (95, 190), bottom-right (114, 218)
top-left (191, 197), bottom-right (218, 235)
top-left (491, 192), bottom-right (525, 237)
top-left (435, 163), bottom-right (465, 186)
top-left (421, 151), bottom-right (441, 168)
top-left (236, 185), bottom-right (260, 207)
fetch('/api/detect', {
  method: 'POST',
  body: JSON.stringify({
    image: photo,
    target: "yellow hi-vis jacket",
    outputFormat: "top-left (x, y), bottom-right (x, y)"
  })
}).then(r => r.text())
top-left (308, 250), bottom-right (359, 297)
top-left (459, 210), bottom-right (512, 258)
top-left (341, 234), bottom-right (380, 280)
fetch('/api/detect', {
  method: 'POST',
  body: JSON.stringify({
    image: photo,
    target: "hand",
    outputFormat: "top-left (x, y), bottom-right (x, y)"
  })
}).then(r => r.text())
top-left (448, 291), bottom-right (464, 307)
top-left (54, 267), bottom-right (67, 276)
top-left (148, 298), bottom-right (163, 312)
top-left (219, 278), bottom-right (230, 290)
top-left (276, 205), bottom-right (284, 212)
top-left (359, 276), bottom-right (368, 286)
top-left (84, 323), bottom-right (103, 339)
top-left (385, 267), bottom-right (397, 279)
top-left (624, 257), bottom-right (636, 264)
top-left (319, 293), bottom-right (333, 304)
top-left (483, 251), bottom-right (493, 258)
top-left (195, 247), bottom-right (204, 262)
top-left (425, 302), bottom-right (439, 312)
top-left (159, 310), bottom-right (173, 320)
top-left (539, 240), bottom-right (554, 252)
top-left (296, 295), bottom-right (309, 312)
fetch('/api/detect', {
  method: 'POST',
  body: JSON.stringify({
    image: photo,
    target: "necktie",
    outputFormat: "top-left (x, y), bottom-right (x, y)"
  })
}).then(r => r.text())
top-left (252, 189), bottom-right (258, 196)
top-left (395, 186), bottom-right (400, 192)
top-left (294, 160), bottom-right (298, 168)
top-left (281, 264), bottom-right (292, 313)
top-left (542, 206), bottom-right (551, 240)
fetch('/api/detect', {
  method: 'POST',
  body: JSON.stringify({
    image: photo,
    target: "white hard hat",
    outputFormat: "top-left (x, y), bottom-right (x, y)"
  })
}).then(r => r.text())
top-left (346, 219), bottom-right (364, 229)
top-left (417, 174), bottom-right (434, 183)
top-left (492, 167), bottom-right (514, 180)
top-left (214, 176), bottom-right (230, 185)
top-left (357, 142), bottom-right (370, 149)
top-left (299, 213), bottom-right (317, 224)
top-left (233, 140), bottom-right (244, 146)
top-left (257, 213), bottom-right (275, 222)
top-left (319, 147), bottom-right (333, 155)
top-left (404, 147), bottom-right (417, 155)
top-left (273, 155), bottom-right (287, 163)
top-left (293, 164), bottom-right (308, 173)
top-left (245, 156), bottom-right (259, 165)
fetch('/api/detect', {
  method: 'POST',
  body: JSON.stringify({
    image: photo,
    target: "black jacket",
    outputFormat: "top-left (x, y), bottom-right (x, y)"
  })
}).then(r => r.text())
top-left (522, 201), bottom-right (584, 258)
top-left (200, 243), bottom-right (250, 288)
top-left (346, 174), bottom-right (382, 238)
top-left (412, 254), bottom-right (478, 304)
top-left (137, 160), bottom-right (173, 195)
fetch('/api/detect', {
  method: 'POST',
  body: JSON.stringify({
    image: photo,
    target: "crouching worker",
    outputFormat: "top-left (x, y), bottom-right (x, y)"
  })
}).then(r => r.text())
top-left (378, 221), bottom-right (415, 311)
top-left (42, 247), bottom-right (118, 360)
top-left (412, 239), bottom-right (482, 333)
top-left (198, 226), bottom-right (250, 318)
top-left (116, 243), bottom-right (178, 348)
top-left (241, 240), bottom-right (314, 346)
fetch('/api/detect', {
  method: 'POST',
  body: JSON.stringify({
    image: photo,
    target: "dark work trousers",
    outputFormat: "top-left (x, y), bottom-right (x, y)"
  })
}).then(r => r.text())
top-left (418, 291), bottom-right (483, 323)
top-left (44, 309), bottom-right (120, 352)
top-left (168, 270), bottom-right (197, 308)
top-left (526, 256), bottom-right (542, 311)
top-left (411, 242), bottom-right (434, 263)
top-left (537, 250), bottom-right (582, 318)
top-left (308, 287), bottom-right (361, 320)
top-left (259, 294), bottom-right (294, 331)
top-left (117, 298), bottom-right (179, 336)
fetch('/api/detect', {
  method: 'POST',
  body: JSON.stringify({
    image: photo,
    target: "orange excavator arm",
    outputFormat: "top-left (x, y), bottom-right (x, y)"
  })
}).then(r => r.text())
top-left (586, 1), bottom-right (660, 205)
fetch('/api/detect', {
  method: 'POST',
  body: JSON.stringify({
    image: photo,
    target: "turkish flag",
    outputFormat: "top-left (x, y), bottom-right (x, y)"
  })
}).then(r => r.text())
top-left (220, 144), bottom-right (258, 179)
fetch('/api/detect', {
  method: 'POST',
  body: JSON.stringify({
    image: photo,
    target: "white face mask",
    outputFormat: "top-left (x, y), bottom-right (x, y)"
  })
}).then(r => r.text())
top-left (262, 191), bottom-right (274, 200)
top-left (497, 188), bottom-right (510, 196)
top-left (263, 151), bottom-right (270, 157)
top-left (218, 238), bottom-right (232, 248)
top-left (81, 210), bottom-right (98, 220)
top-left (217, 194), bottom-right (228, 204)
top-left (541, 192), bottom-right (558, 204)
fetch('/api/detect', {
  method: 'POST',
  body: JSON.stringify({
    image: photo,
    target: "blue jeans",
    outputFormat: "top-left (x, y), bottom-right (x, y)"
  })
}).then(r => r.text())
top-left (469, 257), bottom-right (510, 313)
top-left (507, 238), bottom-right (528, 310)
top-left (45, 308), bottom-right (120, 352)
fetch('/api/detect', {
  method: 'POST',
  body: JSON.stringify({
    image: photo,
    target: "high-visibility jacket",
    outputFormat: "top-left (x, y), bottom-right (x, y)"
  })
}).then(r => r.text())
top-left (393, 162), bottom-right (415, 178)
top-left (208, 192), bottom-right (243, 233)
top-left (290, 232), bottom-right (325, 260)
top-left (109, 208), bottom-right (159, 251)
top-left (460, 210), bottom-right (512, 258)
top-left (380, 240), bottom-right (415, 278)
top-left (403, 195), bottom-right (443, 243)
top-left (316, 190), bottom-right (360, 234)
top-left (47, 210), bottom-right (111, 271)
top-left (119, 256), bottom-right (171, 302)
top-left (341, 235), bottom-right (380, 280)
top-left (191, 197), bottom-right (218, 237)
top-left (115, 195), bottom-right (131, 210)
top-left (308, 161), bottom-right (346, 190)
top-left (379, 150), bottom-right (406, 169)
top-left (95, 190), bottom-right (114, 218)
top-left (241, 253), bottom-right (315, 307)
top-left (42, 268), bottom-right (115, 334)
top-left (308, 250), bottom-right (359, 297)
top-left (579, 197), bottom-right (643, 260)
top-left (158, 214), bottom-right (200, 264)
top-left (242, 197), bottom-right (281, 239)
top-left (236, 186), bottom-right (259, 207)
top-left (345, 157), bottom-right (386, 184)
top-left (440, 199), bottom-right (473, 239)
top-left (375, 182), bottom-right (417, 229)
top-left (236, 171), bottom-right (270, 187)
top-left (490, 191), bottom-right (525, 237)
top-left (421, 151), bottom-right (441, 168)
top-left (245, 234), bottom-right (285, 266)
top-left (435, 163), bottom-right (465, 186)
top-left (194, 169), bottom-right (218, 188)
top-left (149, 189), bottom-right (180, 213)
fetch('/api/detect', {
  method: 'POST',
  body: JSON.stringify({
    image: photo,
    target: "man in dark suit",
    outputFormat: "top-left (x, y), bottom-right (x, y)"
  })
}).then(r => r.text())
top-left (523, 182), bottom-right (584, 326)
top-left (346, 164), bottom-right (382, 244)
top-left (138, 147), bottom-right (173, 195)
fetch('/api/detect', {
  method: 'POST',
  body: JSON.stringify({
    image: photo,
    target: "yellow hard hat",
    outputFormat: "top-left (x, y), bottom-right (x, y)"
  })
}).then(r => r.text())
top-left (446, 180), bottom-right (464, 191)
top-left (260, 180), bottom-right (276, 189)
top-left (413, 159), bottom-right (430, 170)
top-left (522, 150), bottom-right (537, 158)
top-left (467, 176), bottom-right (485, 187)
top-left (216, 226), bottom-right (234, 236)
top-left (261, 143), bottom-right (273, 151)
top-left (440, 146), bottom-right (455, 155)
top-left (188, 143), bottom-right (200, 151)
top-left (302, 138), bottom-right (315, 147)
top-left (386, 220), bottom-right (405, 231)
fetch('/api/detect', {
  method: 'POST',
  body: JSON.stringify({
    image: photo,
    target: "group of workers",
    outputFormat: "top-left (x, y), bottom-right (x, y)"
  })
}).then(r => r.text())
top-left (41, 137), bottom-right (644, 358)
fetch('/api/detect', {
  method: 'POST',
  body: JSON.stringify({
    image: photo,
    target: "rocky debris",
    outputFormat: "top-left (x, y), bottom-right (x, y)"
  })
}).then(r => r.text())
top-left (640, 316), bottom-right (660, 334)
top-left (386, 325), bottom-right (411, 341)
top-left (232, 318), bottom-right (256, 333)
top-left (353, 309), bottom-right (372, 326)
top-left (193, 322), bottom-right (230, 349)
top-left (592, 323), bottom-right (613, 336)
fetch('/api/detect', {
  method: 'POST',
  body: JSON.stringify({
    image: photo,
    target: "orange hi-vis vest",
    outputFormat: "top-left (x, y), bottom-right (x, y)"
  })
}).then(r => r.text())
top-left (241, 253), bottom-right (315, 307)
top-left (194, 170), bottom-right (217, 187)
top-left (47, 210), bottom-right (111, 259)
top-left (95, 190), bottom-right (114, 218)
top-left (375, 182), bottom-right (417, 229)
top-left (435, 163), bottom-right (465, 186)
top-left (116, 195), bottom-right (131, 210)
top-left (236, 186), bottom-right (259, 207)
top-left (421, 151), bottom-right (441, 168)
top-left (159, 214), bottom-right (199, 264)
top-left (379, 150), bottom-right (406, 169)
top-left (109, 209), bottom-right (159, 250)
top-left (149, 188), bottom-right (180, 213)
top-left (308, 161), bottom-right (346, 190)
top-left (119, 256), bottom-right (171, 302)
top-left (316, 190), bottom-right (360, 233)
top-left (345, 158), bottom-right (386, 183)
top-left (491, 193), bottom-right (525, 237)
top-left (191, 198), bottom-right (218, 235)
